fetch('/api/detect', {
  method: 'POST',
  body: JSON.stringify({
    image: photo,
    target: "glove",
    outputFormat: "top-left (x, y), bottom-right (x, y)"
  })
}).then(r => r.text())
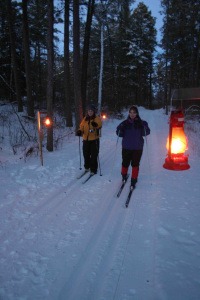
top-left (76, 130), bottom-right (82, 136)
top-left (116, 129), bottom-right (124, 137)
top-left (91, 121), bottom-right (98, 127)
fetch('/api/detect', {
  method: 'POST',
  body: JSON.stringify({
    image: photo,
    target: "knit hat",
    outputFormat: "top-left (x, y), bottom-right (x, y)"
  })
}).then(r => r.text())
top-left (87, 104), bottom-right (96, 112)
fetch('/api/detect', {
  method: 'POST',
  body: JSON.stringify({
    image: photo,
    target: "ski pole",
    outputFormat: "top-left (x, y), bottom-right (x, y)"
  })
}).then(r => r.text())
top-left (144, 126), bottom-right (152, 185)
top-left (95, 138), bottom-right (102, 176)
top-left (97, 154), bottom-right (102, 176)
top-left (79, 136), bottom-right (82, 170)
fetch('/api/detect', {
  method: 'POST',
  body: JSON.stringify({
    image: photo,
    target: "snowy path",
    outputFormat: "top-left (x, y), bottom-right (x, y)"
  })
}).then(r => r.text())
top-left (0, 108), bottom-right (200, 300)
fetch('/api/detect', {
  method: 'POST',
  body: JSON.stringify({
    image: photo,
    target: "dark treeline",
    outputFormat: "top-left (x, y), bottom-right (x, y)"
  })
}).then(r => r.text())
top-left (1, 0), bottom-right (200, 128)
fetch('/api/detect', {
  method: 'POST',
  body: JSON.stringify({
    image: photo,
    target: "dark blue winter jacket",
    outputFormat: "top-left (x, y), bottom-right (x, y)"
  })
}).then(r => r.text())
top-left (116, 117), bottom-right (150, 150)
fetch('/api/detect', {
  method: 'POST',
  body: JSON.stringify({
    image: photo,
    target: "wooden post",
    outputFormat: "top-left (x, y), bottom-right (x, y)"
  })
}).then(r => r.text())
top-left (37, 111), bottom-right (43, 166)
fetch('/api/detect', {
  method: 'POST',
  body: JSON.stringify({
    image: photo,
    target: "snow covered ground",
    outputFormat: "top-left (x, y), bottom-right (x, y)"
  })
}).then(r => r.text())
top-left (0, 107), bottom-right (200, 300)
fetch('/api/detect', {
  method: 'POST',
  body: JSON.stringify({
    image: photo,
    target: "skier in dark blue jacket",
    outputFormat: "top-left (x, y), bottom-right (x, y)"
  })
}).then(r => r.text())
top-left (116, 106), bottom-right (150, 188)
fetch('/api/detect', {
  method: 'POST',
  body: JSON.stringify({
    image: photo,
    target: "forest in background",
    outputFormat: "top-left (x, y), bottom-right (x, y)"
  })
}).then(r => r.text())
top-left (0, 0), bottom-right (200, 152)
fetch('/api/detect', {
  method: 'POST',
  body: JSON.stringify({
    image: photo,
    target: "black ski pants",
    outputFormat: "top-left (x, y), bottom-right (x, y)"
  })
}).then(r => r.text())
top-left (122, 148), bottom-right (143, 168)
top-left (83, 139), bottom-right (99, 173)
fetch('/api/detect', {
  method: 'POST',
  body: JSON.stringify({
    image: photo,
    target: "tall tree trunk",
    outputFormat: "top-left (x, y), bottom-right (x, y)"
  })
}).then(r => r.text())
top-left (98, 24), bottom-right (104, 114)
top-left (6, 0), bottom-right (23, 112)
top-left (73, 0), bottom-right (83, 130)
top-left (81, 0), bottom-right (95, 112)
top-left (46, 0), bottom-right (54, 151)
top-left (164, 0), bottom-right (170, 115)
top-left (106, 23), bottom-right (117, 108)
top-left (22, 0), bottom-right (34, 117)
top-left (64, 0), bottom-right (73, 127)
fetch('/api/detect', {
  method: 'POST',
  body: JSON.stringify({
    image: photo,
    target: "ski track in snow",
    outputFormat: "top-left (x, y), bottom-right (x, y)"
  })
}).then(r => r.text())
top-left (0, 109), bottom-right (200, 300)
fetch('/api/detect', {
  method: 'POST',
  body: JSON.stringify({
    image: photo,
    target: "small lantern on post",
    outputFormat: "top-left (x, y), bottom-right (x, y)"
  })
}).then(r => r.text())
top-left (43, 116), bottom-right (52, 128)
top-left (37, 112), bottom-right (53, 166)
top-left (163, 109), bottom-right (190, 171)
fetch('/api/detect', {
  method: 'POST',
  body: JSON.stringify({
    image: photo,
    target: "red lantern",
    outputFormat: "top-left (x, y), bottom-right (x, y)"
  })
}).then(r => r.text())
top-left (163, 109), bottom-right (190, 171)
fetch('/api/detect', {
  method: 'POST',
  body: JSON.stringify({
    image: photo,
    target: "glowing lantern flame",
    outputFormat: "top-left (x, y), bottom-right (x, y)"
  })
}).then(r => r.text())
top-left (166, 127), bottom-right (188, 154)
top-left (44, 117), bottom-right (51, 127)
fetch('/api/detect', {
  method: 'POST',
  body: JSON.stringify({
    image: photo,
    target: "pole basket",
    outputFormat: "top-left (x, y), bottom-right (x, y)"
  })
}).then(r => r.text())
top-left (163, 153), bottom-right (190, 171)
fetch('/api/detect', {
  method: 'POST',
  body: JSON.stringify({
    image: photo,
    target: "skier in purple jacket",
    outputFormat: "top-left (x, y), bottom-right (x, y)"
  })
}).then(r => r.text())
top-left (116, 106), bottom-right (150, 188)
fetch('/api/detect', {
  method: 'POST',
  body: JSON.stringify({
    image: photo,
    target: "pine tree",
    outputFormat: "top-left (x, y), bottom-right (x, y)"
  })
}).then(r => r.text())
top-left (6, 0), bottom-right (23, 111)
top-left (161, 0), bottom-right (200, 89)
top-left (46, 0), bottom-right (54, 152)
top-left (64, 0), bottom-right (73, 127)
top-left (130, 3), bottom-right (157, 106)
top-left (22, 0), bottom-right (34, 117)
top-left (73, 0), bottom-right (83, 130)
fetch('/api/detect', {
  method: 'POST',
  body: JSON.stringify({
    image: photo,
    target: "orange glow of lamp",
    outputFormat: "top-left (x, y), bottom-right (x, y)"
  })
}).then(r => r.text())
top-left (163, 109), bottom-right (190, 171)
top-left (44, 117), bottom-right (52, 127)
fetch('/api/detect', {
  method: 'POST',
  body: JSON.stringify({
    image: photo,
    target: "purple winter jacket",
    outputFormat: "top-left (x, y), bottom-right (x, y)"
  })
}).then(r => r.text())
top-left (116, 117), bottom-right (150, 150)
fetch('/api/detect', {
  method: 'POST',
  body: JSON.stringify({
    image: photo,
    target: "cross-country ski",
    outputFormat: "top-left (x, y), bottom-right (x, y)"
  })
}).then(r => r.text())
top-left (76, 169), bottom-right (89, 179)
top-left (116, 174), bottom-right (130, 197)
top-left (125, 186), bottom-right (135, 208)
top-left (82, 173), bottom-right (96, 184)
